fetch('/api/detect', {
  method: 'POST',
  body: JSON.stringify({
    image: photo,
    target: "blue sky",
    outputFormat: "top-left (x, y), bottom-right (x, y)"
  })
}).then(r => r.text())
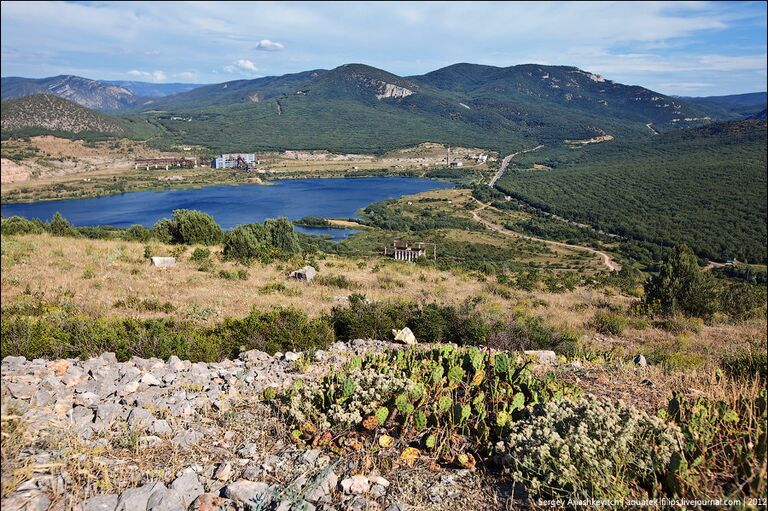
top-left (1, 1), bottom-right (766, 96)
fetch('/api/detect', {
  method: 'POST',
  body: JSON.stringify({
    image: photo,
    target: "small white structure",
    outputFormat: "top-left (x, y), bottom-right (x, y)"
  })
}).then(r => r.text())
top-left (150, 257), bottom-right (176, 267)
top-left (289, 266), bottom-right (317, 282)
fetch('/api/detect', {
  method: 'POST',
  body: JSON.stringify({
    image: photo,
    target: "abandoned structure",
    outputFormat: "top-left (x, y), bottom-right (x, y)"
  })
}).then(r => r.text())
top-left (383, 240), bottom-right (436, 262)
top-left (134, 158), bottom-right (197, 170)
top-left (211, 153), bottom-right (258, 170)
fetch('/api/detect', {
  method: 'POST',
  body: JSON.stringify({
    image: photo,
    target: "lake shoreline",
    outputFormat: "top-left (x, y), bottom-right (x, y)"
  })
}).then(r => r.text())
top-left (1, 177), bottom-right (454, 230)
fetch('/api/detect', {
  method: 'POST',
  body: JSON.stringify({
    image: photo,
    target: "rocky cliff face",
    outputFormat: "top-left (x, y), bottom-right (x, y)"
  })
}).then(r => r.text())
top-left (374, 82), bottom-right (414, 100)
top-left (0, 158), bottom-right (31, 183)
top-left (1, 75), bottom-right (137, 111)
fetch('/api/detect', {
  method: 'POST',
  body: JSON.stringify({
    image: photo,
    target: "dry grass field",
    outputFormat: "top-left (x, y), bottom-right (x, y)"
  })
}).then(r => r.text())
top-left (2, 233), bottom-right (763, 374)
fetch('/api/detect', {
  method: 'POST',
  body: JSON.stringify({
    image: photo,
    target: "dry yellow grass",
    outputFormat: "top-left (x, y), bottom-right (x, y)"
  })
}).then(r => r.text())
top-left (2, 233), bottom-right (764, 371)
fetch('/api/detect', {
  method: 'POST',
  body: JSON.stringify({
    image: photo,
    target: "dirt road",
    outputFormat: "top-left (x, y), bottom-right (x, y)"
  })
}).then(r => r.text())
top-left (471, 200), bottom-right (622, 272)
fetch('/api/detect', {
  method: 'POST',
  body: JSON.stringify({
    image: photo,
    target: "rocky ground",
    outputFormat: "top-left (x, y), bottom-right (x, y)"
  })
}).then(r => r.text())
top-left (1, 341), bottom-right (507, 511)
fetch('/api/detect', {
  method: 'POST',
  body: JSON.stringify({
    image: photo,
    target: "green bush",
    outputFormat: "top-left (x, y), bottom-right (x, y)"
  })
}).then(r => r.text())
top-left (46, 212), bottom-right (79, 237)
top-left (642, 244), bottom-right (719, 319)
top-left (223, 224), bottom-right (270, 262)
top-left (315, 274), bottom-right (360, 290)
top-left (170, 209), bottom-right (223, 245)
top-left (265, 217), bottom-right (301, 255)
top-left (151, 218), bottom-right (175, 244)
top-left (1, 216), bottom-right (44, 236)
top-left (124, 224), bottom-right (152, 242)
top-left (190, 247), bottom-right (211, 263)
top-left (1, 304), bottom-right (334, 361)
top-left (589, 311), bottom-right (628, 335)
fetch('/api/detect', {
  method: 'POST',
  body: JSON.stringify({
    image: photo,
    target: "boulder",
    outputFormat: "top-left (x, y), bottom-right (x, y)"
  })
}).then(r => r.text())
top-left (392, 327), bottom-right (417, 345)
top-left (288, 266), bottom-right (317, 282)
top-left (150, 257), bottom-right (176, 268)
top-left (80, 494), bottom-right (119, 511)
top-left (171, 470), bottom-right (205, 508)
top-left (523, 350), bottom-right (557, 364)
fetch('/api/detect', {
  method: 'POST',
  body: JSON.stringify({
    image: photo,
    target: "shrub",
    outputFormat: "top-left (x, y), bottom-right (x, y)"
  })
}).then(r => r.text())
top-left (1, 216), bottom-right (44, 236)
top-left (123, 224), bottom-right (152, 242)
top-left (151, 218), bottom-right (175, 244)
top-left (315, 274), bottom-right (360, 290)
top-left (282, 346), bottom-right (573, 454)
top-left (642, 244), bottom-right (719, 319)
top-left (589, 311), bottom-right (628, 335)
top-left (265, 217), bottom-right (300, 255)
top-left (499, 397), bottom-right (683, 499)
top-left (190, 247), bottom-right (211, 263)
top-left (170, 209), bottom-right (223, 245)
top-left (46, 212), bottom-right (79, 237)
top-left (719, 282), bottom-right (767, 321)
top-left (223, 224), bottom-right (269, 262)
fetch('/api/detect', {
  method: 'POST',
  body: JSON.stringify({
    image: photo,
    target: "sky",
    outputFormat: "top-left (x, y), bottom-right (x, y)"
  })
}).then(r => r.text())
top-left (1, 1), bottom-right (766, 96)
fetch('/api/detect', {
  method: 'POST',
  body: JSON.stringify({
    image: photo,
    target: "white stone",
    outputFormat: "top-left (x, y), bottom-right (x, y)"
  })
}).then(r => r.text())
top-left (392, 327), bottom-right (417, 345)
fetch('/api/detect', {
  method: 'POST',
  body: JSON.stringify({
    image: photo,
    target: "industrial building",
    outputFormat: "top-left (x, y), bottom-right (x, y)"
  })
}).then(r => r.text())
top-left (211, 153), bottom-right (258, 170)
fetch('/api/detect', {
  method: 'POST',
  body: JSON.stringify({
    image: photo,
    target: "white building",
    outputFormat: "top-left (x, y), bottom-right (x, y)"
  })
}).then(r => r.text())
top-left (212, 153), bottom-right (258, 169)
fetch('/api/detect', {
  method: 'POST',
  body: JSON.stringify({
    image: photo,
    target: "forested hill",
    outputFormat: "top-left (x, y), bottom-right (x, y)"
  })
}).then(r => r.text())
top-left (495, 119), bottom-right (768, 263)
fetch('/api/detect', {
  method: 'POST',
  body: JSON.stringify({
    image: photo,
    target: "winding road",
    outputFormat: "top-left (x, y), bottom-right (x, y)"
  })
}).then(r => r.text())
top-left (480, 145), bottom-right (621, 272)
top-left (488, 145), bottom-right (544, 188)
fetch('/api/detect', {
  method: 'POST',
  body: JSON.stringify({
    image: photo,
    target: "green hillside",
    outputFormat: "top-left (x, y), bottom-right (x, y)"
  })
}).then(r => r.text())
top-left (495, 120), bottom-right (768, 262)
top-left (136, 63), bottom-right (714, 154)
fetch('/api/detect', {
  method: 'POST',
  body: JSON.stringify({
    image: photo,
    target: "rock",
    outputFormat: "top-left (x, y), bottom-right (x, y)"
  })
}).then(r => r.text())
top-left (370, 484), bottom-right (387, 499)
top-left (384, 503), bottom-right (410, 511)
top-left (152, 419), bottom-right (173, 436)
top-left (171, 470), bottom-right (205, 508)
top-left (146, 487), bottom-right (185, 511)
top-left (172, 429), bottom-right (205, 449)
top-left (633, 354), bottom-right (648, 367)
top-left (391, 327), bottom-right (417, 345)
top-left (1, 490), bottom-right (51, 511)
top-left (189, 493), bottom-right (238, 511)
top-left (115, 482), bottom-right (166, 511)
top-left (284, 352), bottom-right (301, 362)
top-left (75, 392), bottom-right (101, 407)
top-left (300, 449), bottom-right (321, 466)
top-left (80, 494), bottom-right (119, 511)
top-left (139, 435), bottom-right (162, 448)
top-left (220, 480), bottom-right (271, 507)
top-left (150, 257), bottom-right (176, 267)
top-left (237, 443), bottom-right (259, 459)
top-left (524, 350), bottom-right (557, 364)
top-left (214, 462), bottom-right (233, 481)
top-left (7, 382), bottom-right (36, 400)
top-left (119, 381), bottom-right (140, 396)
top-left (128, 407), bottom-right (153, 430)
top-left (141, 373), bottom-right (162, 386)
top-left (288, 266), bottom-right (317, 282)
top-left (96, 403), bottom-right (122, 425)
top-left (340, 475), bottom-right (370, 495)
top-left (368, 475), bottom-right (389, 488)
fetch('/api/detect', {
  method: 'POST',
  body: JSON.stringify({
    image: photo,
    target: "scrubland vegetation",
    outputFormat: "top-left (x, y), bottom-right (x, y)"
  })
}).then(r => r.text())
top-left (2, 198), bottom-right (766, 505)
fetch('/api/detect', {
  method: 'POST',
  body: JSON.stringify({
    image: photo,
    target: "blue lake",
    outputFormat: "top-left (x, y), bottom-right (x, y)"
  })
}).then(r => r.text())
top-left (0, 177), bottom-right (452, 238)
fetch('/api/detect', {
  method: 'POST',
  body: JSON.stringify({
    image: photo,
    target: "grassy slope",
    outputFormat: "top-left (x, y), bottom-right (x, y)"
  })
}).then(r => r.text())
top-left (495, 120), bottom-right (768, 262)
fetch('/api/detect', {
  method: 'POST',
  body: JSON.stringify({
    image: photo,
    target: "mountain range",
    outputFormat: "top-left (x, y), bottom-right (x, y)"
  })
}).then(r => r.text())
top-left (1, 63), bottom-right (766, 153)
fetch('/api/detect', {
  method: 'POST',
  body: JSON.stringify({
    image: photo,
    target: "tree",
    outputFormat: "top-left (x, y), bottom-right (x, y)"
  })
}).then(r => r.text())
top-left (170, 209), bottom-right (223, 245)
top-left (47, 212), bottom-right (78, 237)
top-left (223, 224), bottom-right (269, 262)
top-left (265, 217), bottom-right (300, 255)
top-left (642, 244), bottom-right (719, 318)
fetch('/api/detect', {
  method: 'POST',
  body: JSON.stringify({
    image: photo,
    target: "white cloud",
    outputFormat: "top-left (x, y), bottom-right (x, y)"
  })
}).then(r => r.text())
top-left (126, 69), bottom-right (167, 82)
top-left (175, 71), bottom-right (197, 80)
top-left (256, 39), bottom-right (284, 51)
top-left (224, 59), bottom-right (258, 74)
